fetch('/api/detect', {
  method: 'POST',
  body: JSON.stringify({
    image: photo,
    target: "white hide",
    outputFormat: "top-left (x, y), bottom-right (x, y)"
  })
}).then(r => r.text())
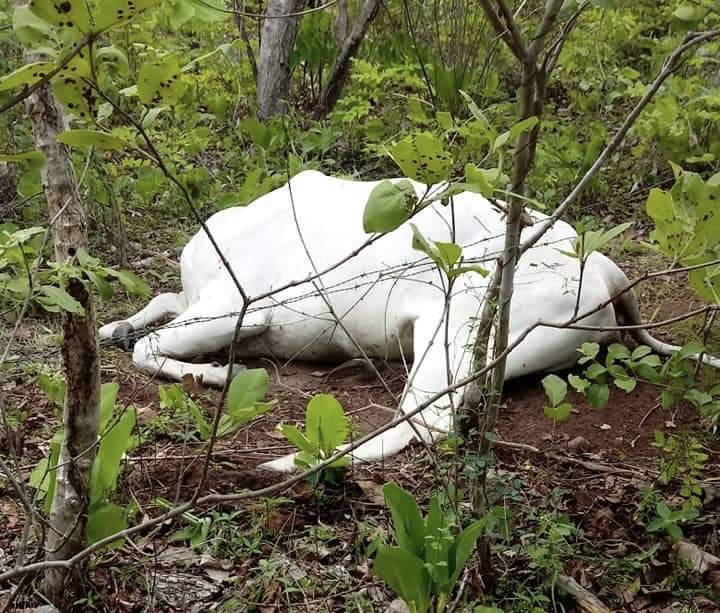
top-left (101, 170), bottom-right (638, 471)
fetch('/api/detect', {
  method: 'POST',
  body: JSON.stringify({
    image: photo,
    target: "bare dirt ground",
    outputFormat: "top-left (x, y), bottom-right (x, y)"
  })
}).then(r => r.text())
top-left (1, 245), bottom-right (720, 612)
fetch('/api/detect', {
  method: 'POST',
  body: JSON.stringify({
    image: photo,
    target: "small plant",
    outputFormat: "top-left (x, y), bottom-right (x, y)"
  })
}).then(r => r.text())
top-left (646, 501), bottom-right (699, 542)
top-left (31, 381), bottom-right (139, 546)
top-left (652, 431), bottom-right (708, 506)
top-left (523, 513), bottom-right (577, 585)
top-left (158, 368), bottom-right (275, 441)
top-left (279, 393), bottom-right (350, 486)
top-left (541, 374), bottom-right (572, 422)
top-left (373, 483), bottom-right (486, 613)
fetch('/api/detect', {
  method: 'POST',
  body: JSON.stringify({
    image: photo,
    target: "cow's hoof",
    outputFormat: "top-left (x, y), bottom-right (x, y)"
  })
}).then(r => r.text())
top-left (111, 321), bottom-right (134, 351)
top-left (258, 454), bottom-right (297, 473)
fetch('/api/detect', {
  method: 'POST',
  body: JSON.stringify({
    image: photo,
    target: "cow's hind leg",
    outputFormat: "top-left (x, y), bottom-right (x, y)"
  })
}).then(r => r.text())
top-left (99, 292), bottom-right (187, 343)
top-left (131, 296), bottom-right (270, 387)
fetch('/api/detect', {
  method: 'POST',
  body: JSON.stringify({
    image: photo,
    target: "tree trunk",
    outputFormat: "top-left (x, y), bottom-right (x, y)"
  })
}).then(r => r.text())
top-left (23, 76), bottom-right (101, 604)
top-left (0, 162), bottom-right (17, 209)
top-left (334, 0), bottom-right (349, 45)
top-left (256, 0), bottom-right (305, 119)
top-left (315, 0), bottom-right (382, 118)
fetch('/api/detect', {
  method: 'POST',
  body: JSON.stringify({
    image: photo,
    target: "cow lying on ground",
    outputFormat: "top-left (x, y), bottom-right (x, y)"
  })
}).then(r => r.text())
top-left (99, 170), bottom-right (703, 471)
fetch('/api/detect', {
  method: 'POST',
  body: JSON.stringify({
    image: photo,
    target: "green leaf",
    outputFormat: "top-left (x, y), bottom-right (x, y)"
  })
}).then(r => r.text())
top-left (49, 57), bottom-right (95, 120)
top-left (188, 400), bottom-right (211, 439)
top-left (374, 547), bottom-right (431, 613)
top-left (99, 382), bottom-right (120, 432)
top-left (105, 268), bottom-right (151, 297)
top-left (587, 383), bottom-right (610, 408)
top-left (672, 4), bottom-right (702, 21)
top-left (85, 502), bottom-right (128, 547)
top-left (493, 116), bottom-right (539, 152)
top-left (0, 150), bottom-right (46, 169)
top-left (137, 56), bottom-right (186, 106)
top-left (544, 402), bottom-right (572, 422)
top-left (57, 129), bottom-right (129, 150)
top-left (95, 0), bottom-right (161, 31)
top-left (96, 46), bottom-right (130, 75)
top-left (12, 5), bottom-right (53, 46)
top-left (464, 164), bottom-right (496, 198)
top-left (38, 373), bottom-right (66, 406)
top-left (585, 362), bottom-right (606, 380)
top-left (281, 424), bottom-right (318, 456)
top-left (37, 284), bottom-right (84, 314)
top-left (656, 501), bottom-right (671, 519)
top-left (90, 407), bottom-right (137, 504)
top-left (436, 111), bottom-right (453, 130)
top-left (0, 62), bottom-right (53, 92)
top-left (362, 180), bottom-right (416, 234)
top-left (305, 394), bottom-right (348, 453)
top-left (435, 242), bottom-right (462, 268)
top-left (666, 523), bottom-right (683, 542)
top-left (614, 377), bottom-right (637, 393)
top-left (568, 374), bottom-right (590, 393)
top-left (29, 0), bottom-right (90, 41)
top-left (389, 132), bottom-right (452, 185)
top-left (449, 519), bottom-right (485, 586)
top-left (383, 483), bottom-right (425, 557)
top-left (542, 374), bottom-right (567, 406)
top-left (226, 368), bottom-right (268, 412)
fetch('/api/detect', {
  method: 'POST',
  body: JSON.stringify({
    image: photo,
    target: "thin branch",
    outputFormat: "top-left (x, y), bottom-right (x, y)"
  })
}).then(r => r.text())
top-left (522, 29), bottom-right (720, 255)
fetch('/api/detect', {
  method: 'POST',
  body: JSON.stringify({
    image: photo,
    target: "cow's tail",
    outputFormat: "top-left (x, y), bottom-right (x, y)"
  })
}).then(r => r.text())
top-left (599, 253), bottom-right (720, 368)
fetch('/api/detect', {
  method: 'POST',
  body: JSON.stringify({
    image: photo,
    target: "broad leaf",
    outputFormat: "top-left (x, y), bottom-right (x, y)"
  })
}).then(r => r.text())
top-left (90, 407), bottom-right (137, 503)
top-left (389, 132), bottom-right (452, 185)
top-left (383, 482), bottom-right (425, 557)
top-left (587, 383), bottom-right (610, 408)
top-left (542, 374), bottom-right (567, 406)
top-left (305, 394), bottom-right (348, 452)
top-left (137, 56), bottom-right (186, 106)
top-left (57, 129), bottom-right (129, 150)
top-left (226, 368), bottom-right (268, 412)
top-left (280, 424), bottom-right (318, 456)
top-left (0, 62), bottom-right (53, 92)
top-left (85, 502), bottom-right (128, 547)
top-left (544, 402), bottom-right (572, 422)
top-left (12, 5), bottom-right (53, 46)
top-left (37, 284), bottom-right (84, 314)
top-left (95, 0), bottom-right (162, 31)
top-left (363, 180), bottom-right (416, 234)
top-left (374, 547), bottom-right (431, 613)
top-left (0, 150), bottom-right (46, 169)
top-left (449, 519), bottom-right (485, 586)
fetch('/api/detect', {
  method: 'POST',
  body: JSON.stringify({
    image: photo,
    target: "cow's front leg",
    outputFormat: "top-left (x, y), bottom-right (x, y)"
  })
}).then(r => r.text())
top-left (131, 294), bottom-right (269, 387)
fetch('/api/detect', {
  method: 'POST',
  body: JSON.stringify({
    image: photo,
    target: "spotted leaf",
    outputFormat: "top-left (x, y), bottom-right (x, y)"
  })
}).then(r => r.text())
top-left (28, 0), bottom-right (90, 41)
top-left (0, 61), bottom-right (53, 92)
top-left (389, 132), bottom-right (452, 186)
top-left (95, 0), bottom-right (162, 32)
top-left (137, 56), bottom-right (185, 106)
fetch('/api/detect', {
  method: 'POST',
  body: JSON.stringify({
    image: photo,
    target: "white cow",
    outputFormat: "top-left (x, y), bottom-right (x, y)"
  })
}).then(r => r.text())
top-left (99, 170), bottom-right (696, 471)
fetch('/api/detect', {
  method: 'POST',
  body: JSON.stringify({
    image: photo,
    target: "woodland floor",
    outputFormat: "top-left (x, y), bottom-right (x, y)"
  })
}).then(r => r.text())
top-left (1, 233), bottom-right (720, 612)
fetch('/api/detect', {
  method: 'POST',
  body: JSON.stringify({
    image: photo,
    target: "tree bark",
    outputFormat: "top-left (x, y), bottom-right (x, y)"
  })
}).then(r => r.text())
top-left (256, 0), bottom-right (305, 119)
top-left (0, 162), bottom-right (17, 209)
top-left (23, 76), bottom-right (101, 604)
top-left (314, 0), bottom-right (382, 118)
top-left (334, 0), bottom-right (349, 45)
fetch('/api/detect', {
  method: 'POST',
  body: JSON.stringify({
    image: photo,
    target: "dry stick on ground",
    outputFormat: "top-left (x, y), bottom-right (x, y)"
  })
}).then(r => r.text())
top-left (555, 574), bottom-right (611, 613)
top-left (1, 259), bottom-right (715, 585)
